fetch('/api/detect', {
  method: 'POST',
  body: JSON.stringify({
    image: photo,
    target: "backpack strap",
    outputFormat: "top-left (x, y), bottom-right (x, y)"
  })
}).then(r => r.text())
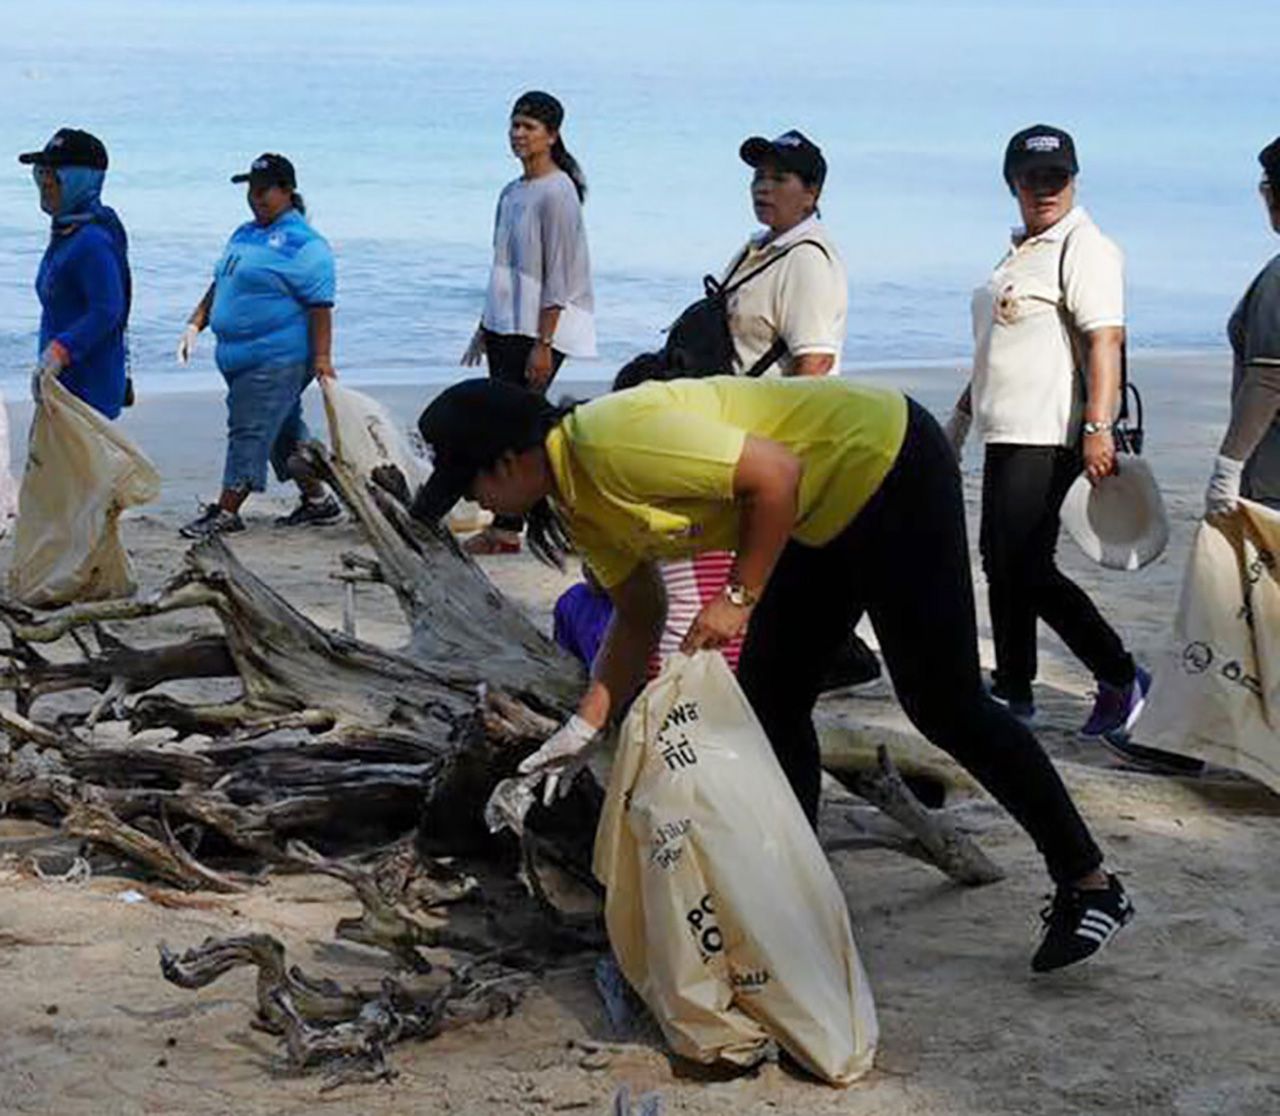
top-left (744, 337), bottom-right (789, 378)
top-left (723, 238), bottom-right (830, 297)
top-left (1057, 224), bottom-right (1131, 426)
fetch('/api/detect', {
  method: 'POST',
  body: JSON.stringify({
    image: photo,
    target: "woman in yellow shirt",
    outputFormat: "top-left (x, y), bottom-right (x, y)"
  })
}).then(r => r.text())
top-left (412, 375), bottom-right (1132, 973)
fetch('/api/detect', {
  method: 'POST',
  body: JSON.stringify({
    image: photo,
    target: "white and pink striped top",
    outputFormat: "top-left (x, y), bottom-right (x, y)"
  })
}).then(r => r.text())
top-left (650, 551), bottom-right (744, 677)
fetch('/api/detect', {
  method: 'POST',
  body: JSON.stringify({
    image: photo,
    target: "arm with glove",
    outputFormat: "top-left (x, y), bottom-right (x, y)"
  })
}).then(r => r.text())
top-left (518, 562), bottom-right (666, 803)
top-left (176, 283), bottom-right (215, 365)
top-left (1206, 361), bottom-right (1280, 517)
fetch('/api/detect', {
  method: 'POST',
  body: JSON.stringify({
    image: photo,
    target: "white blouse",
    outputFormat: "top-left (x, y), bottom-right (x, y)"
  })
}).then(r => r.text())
top-left (481, 169), bottom-right (596, 358)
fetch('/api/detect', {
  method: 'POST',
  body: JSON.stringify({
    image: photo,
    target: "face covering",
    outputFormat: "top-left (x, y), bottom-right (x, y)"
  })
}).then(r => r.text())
top-left (52, 166), bottom-right (106, 229)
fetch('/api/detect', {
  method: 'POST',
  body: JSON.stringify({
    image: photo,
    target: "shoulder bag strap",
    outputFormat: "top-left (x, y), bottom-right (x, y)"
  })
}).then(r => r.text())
top-left (723, 238), bottom-right (830, 296)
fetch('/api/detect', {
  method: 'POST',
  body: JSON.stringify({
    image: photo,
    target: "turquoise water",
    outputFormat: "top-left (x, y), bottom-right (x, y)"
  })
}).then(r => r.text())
top-left (1, 0), bottom-right (1277, 396)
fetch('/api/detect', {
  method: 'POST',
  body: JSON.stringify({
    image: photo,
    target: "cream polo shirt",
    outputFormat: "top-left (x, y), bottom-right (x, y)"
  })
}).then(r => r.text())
top-left (722, 215), bottom-right (847, 377)
top-left (970, 206), bottom-right (1124, 447)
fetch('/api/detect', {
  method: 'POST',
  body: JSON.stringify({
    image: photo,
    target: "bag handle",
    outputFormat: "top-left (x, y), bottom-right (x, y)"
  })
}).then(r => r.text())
top-left (1058, 225), bottom-right (1136, 441)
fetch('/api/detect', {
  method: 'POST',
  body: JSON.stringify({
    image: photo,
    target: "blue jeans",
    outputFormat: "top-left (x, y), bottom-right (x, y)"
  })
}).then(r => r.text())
top-left (221, 361), bottom-right (313, 493)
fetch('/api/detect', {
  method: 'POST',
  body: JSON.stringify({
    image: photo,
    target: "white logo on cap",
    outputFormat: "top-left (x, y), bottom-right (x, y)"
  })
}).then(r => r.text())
top-left (1025, 135), bottom-right (1061, 152)
top-left (51, 136), bottom-right (65, 148)
top-left (253, 158), bottom-right (270, 171)
top-left (775, 132), bottom-right (803, 147)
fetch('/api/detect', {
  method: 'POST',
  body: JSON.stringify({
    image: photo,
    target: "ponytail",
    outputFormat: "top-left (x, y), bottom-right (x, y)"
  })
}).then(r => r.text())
top-left (551, 138), bottom-right (587, 203)
top-left (290, 191), bottom-right (306, 216)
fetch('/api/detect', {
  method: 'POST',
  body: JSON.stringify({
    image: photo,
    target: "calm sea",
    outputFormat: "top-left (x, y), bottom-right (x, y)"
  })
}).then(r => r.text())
top-left (1, 0), bottom-right (1277, 399)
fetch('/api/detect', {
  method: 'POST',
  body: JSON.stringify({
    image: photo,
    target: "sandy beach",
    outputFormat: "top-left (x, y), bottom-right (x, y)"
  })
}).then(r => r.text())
top-left (2, 353), bottom-right (1278, 1116)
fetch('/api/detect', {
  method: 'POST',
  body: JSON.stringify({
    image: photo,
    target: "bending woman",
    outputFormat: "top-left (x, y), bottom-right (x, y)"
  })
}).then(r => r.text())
top-left (460, 90), bottom-right (596, 555)
top-left (411, 374), bottom-right (1134, 974)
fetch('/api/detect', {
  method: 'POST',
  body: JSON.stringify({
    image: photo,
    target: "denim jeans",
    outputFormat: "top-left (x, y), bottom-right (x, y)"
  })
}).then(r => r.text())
top-left (221, 361), bottom-right (313, 493)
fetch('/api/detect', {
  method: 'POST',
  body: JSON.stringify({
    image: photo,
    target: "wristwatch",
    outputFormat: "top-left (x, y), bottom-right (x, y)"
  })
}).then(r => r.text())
top-left (1082, 420), bottom-right (1113, 436)
top-left (723, 581), bottom-right (760, 608)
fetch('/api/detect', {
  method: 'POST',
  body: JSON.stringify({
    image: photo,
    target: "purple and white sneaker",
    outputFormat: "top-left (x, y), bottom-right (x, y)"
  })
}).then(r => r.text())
top-left (1080, 666), bottom-right (1151, 738)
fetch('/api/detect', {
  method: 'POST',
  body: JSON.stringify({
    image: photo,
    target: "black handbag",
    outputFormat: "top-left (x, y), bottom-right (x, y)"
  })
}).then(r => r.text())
top-left (663, 239), bottom-right (829, 377)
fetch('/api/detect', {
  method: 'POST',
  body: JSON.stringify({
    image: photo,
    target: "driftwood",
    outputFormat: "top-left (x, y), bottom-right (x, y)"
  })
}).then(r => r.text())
top-left (0, 438), bottom-right (1001, 1080)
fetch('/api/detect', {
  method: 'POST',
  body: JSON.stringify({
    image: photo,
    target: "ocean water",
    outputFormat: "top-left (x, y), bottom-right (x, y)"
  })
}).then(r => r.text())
top-left (1, 0), bottom-right (1277, 399)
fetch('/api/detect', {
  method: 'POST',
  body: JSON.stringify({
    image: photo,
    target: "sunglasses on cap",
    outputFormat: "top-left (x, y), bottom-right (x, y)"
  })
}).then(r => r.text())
top-left (1016, 167), bottom-right (1072, 192)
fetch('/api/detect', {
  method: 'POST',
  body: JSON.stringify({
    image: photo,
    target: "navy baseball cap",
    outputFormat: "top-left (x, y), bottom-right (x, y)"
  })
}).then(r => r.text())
top-left (1259, 137), bottom-right (1280, 186)
top-left (414, 378), bottom-right (560, 521)
top-left (18, 128), bottom-right (108, 170)
top-left (1003, 124), bottom-right (1078, 188)
top-left (231, 152), bottom-right (297, 188)
top-left (740, 129), bottom-right (827, 188)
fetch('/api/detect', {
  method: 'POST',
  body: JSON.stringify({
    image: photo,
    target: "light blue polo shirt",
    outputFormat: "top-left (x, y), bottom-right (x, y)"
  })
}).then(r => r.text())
top-left (210, 209), bottom-right (335, 375)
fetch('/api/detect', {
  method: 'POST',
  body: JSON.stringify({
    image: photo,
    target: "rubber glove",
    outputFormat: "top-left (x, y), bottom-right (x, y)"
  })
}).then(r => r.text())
top-left (176, 324), bottom-right (200, 365)
top-left (517, 714), bottom-right (599, 806)
top-left (1204, 454), bottom-right (1245, 518)
top-left (31, 342), bottom-right (67, 404)
top-left (943, 408), bottom-right (972, 459)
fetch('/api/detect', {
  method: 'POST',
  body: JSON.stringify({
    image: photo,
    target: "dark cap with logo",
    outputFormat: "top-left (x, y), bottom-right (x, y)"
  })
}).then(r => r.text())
top-left (18, 128), bottom-right (109, 170)
top-left (1003, 124), bottom-right (1078, 188)
top-left (231, 153), bottom-right (297, 188)
top-left (1259, 137), bottom-right (1280, 186)
top-left (413, 378), bottom-right (562, 522)
top-left (740, 129), bottom-right (827, 188)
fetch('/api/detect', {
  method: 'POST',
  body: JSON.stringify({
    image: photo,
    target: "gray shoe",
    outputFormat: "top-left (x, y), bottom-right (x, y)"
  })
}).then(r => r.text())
top-left (180, 503), bottom-right (245, 539)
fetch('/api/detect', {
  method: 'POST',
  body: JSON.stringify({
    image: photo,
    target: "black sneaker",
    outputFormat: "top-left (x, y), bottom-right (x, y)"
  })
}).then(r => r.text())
top-left (1032, 872), bottom-right (1134, 973)
top-left (179, 504), bottom-right (245, 540)
top-left (1100, 730), bottom-right (1207, 776)
top-left (275, 495), bottom-right (341, 527)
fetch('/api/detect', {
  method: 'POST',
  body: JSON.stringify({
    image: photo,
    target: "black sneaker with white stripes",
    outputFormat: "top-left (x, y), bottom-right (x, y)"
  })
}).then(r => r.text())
top-left (1031, 873), bottom-right (1133, 973)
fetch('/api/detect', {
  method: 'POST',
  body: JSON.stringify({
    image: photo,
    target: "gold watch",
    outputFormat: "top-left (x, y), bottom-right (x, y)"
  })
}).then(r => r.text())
top-left (723, 582), bottom-right (760, 608)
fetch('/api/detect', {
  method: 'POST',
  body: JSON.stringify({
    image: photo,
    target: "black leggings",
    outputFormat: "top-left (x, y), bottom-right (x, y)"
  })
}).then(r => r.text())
top-left (482, 329), bottom-right (565, 531)
top-left (737, 401), bottom-right (1103, 886)
top-left (979, 444), bottom-right (1134, 704)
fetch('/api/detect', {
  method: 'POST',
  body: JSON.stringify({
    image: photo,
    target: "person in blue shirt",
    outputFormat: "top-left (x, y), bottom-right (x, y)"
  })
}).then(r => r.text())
top-left (176, 153), bottom-right (340, 538)
top-left (18, 128), bottom-right (131, 419)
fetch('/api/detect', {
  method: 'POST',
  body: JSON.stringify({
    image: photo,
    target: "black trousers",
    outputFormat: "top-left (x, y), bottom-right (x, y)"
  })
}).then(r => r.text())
top-left (482, 329), bottom-right (565, 532)
top-left (979, 443), bottom-right (1134, 704)
top-left (737, 401), bottom-right (1103, 886)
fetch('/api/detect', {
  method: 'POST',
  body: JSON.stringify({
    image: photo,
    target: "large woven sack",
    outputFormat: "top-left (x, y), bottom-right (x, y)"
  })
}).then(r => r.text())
top-left (593, 651), bottom-right (878, 1085)
top-left (1135, 500), bottom-right (1280, 789)
top-left (9, 376), bottom-right (158, 607)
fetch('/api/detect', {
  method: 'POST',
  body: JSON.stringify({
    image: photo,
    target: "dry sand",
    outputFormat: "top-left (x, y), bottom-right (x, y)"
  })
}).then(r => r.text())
top-left (1, 355), bottom-right (1278, 1116)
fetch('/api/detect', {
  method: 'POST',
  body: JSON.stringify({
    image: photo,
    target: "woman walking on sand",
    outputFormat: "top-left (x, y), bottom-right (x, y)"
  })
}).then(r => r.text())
top-left (1203, 136), bottom-right (1280, 516)
top-left (176, 153), bottom-right (340, 539)
top-left (945, 124), bottom-right (1147, 738)
top-left (460, 90), bottom-right (596, 556)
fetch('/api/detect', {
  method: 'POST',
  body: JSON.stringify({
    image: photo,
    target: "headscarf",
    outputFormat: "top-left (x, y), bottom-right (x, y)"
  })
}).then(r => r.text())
top-left (51, 166), bottom-right (107, 229)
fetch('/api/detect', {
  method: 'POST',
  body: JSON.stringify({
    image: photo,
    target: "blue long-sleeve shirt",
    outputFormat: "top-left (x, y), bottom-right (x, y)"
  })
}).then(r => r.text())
top-left (36, 221), bottom-right (129, 419)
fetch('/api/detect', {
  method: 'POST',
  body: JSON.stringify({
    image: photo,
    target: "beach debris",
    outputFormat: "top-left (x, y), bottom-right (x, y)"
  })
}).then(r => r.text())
top-left (159, 930), bottom-right (528, 1089)
top-left (0, 437), bottom-right (1006, 1084)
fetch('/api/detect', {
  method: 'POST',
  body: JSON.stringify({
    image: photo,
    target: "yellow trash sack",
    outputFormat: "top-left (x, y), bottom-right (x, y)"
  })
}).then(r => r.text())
top-left (593, 651), bottom-right (878, 1085)
top-left (321, 379), bottom-right (489, 533)
top-left (9, 376), bottom-right (159, 607)
top-left (1134, 500), bottom-right (1280, 790)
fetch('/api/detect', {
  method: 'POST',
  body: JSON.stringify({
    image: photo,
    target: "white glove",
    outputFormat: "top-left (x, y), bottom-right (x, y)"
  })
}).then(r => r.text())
top-left (460, 328), bottom-right (485, 367)
top-left (1204, 454), bottom-right (1245, 518)
top-left (517, 714), bottom-right (599, 805)
top-left (176, 324), bottom-right (200, 365)
top-left (943, 408), bottom-right (972, 459)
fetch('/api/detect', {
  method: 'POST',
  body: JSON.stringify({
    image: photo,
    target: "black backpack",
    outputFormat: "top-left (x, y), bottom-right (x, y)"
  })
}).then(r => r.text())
top-left (662, 239), bottom-right (830, 377)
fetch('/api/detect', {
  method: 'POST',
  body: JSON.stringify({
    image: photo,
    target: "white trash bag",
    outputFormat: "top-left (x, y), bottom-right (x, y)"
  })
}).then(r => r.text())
top-left (1134, 500), bottom-right (1280, 790)
top-left (0, 388), bottom-right (18, 531)
top-left (321, 379), bottom-right (489, 533)
top-left (9, 375), bottom-right (159, 607)
top-left (593, 651), bottom-right (878, 1085)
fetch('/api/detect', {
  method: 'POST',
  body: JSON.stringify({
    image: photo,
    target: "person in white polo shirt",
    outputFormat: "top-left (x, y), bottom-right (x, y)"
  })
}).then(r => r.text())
top-left (721, 130), bottom-right (846, 377)
top-left (947, 125), bottom-right (1148, 739)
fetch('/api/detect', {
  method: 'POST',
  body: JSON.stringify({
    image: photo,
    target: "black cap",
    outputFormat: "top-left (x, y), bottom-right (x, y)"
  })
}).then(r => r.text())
top-left (414, 378), bottom-right (559, 521)
top-left (739, 129), bottom-right (827, 188)
top-left (1259, 137), bottom-right (1280, 186)
top-left (1003, 124), bottom-right (1078, 188)
top-left (18, 128), bottom-right (108, 170)
top-left (231, 153), bottom-right (297, 188)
